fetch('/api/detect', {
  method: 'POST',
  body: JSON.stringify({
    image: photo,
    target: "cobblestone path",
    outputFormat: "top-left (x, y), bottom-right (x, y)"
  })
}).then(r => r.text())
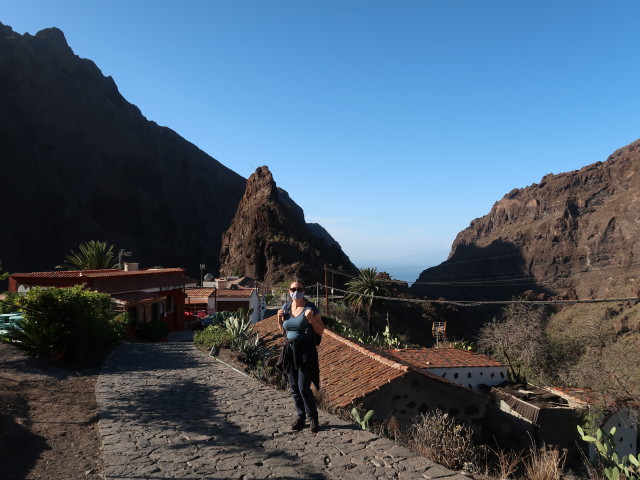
top-left (96, 332), bottom-right (468, 479)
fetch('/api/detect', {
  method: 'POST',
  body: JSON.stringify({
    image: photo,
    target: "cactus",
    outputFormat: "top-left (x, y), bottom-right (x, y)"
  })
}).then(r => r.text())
top-left (577, 425), bottom-right (640, 480)
top-left (351, 408), bottom-right (375, 430)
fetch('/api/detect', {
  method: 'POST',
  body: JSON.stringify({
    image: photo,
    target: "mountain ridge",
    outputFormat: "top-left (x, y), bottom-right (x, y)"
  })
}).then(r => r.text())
top-left (411, 138), bottom-right (640, 303)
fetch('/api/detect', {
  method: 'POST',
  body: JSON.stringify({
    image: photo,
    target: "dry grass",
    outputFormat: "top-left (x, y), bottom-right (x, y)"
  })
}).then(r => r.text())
top-left (490, 446), bottom-right (525, 479)
top-left (403, 409), bottom-right (482, 472)
top-left (523, 444), bottom-right (567, 480)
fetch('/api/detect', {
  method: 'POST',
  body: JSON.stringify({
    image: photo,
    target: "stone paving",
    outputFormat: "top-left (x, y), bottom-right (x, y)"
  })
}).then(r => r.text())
top-left (96, 331), bottom-right (469, 480)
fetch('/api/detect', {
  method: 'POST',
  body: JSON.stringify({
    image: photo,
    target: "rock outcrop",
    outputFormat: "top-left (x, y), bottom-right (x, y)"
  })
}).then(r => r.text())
top-left (219, 166), bottom-right (357, 286)
top-left (0, 23), bottom-right (246, 275)
top-left (411, 138), bottom-right (640, 302)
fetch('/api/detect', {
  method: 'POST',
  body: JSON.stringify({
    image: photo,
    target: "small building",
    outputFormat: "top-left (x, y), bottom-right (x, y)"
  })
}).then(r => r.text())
top-left (381, 347), bottom-right (508, 391)
top-left (216, 286), bottom-right (261, 323)
top-left (8, 266), bottom-right (197, 332)
top-left (253, 316), bottom-right (492, 431)
top-left (184, 288), bottom-right (216, 314)
top-left (547, 386), bottom-right (637, 462)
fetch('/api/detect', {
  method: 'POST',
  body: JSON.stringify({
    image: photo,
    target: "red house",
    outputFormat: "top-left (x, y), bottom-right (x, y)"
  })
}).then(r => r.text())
top-left (8, 264), bottom-right (197, 332)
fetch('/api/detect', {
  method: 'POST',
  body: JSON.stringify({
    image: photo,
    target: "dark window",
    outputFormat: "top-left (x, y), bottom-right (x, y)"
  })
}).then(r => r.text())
top-left (454, 372), bottom-right (459, 379)
top-left (468, 372), bottom-right (472, 378)
top-left (166, 296), bottom-right (174, 313)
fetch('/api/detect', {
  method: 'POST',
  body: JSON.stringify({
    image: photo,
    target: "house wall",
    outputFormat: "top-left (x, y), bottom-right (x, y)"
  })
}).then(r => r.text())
top-left (485, 398), bottom-right (586, 466)
top-left (354, 371), bottom-right (490, 434)
top-left (594, 410), bottom-right (637, 461)
top-left (217, 300), bottom-right (251, 315)
top-left (217, 293), bottom-right (259, 322)
top-left (162, 289), bottom-right (185, 331)
top-left (428, 366), bottom-right (508, 390)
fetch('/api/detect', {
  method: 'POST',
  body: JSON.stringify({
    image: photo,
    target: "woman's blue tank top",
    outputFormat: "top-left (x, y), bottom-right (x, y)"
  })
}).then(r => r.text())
top-left (283, 308), bottom-right (313, 341)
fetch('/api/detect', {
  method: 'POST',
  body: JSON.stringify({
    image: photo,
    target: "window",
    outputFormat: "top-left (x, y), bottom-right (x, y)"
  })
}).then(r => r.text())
top-left (166, 296), bottom-right (174, 313)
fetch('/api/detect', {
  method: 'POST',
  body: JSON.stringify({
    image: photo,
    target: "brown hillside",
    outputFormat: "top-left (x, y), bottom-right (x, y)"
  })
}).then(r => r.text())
top-left (411, 138), bottom-right (640, 302)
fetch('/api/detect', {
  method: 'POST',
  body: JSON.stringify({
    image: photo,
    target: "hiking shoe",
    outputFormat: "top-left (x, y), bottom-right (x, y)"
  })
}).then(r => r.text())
top-left (310, 418), bottom-right (319, 433)
top-left (291, 416), bottom-right (305, 431)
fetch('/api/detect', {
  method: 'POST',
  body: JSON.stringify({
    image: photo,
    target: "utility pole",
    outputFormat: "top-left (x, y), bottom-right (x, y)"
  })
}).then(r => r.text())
top-left (324, 265), bottom-right (329, 316)
top-left (331, 271), bottom-right (334, 303)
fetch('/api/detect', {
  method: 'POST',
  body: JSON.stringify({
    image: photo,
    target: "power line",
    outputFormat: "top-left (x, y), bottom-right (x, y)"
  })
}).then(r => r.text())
top-left (322, 284), bottom-right (640, 307)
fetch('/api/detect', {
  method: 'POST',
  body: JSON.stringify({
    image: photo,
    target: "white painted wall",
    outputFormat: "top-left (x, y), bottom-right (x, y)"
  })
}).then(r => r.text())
top-left (428, 365), bottom-right (508, 390)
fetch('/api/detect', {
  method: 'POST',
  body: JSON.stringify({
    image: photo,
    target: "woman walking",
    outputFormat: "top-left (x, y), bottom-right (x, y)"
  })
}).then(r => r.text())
top-left (277, 279), bottom-right (325, 432)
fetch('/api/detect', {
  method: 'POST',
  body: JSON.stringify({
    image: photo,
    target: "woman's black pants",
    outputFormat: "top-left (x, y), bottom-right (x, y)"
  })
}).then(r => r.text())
top-left (287, 365), bottom-right (318, 420)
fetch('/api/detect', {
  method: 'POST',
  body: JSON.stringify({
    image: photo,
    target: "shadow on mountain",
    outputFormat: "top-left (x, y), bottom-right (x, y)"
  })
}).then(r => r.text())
top-left (408, 240), bottom-right (556, 338)
top-left (411, 239), bottom-right (554, 301)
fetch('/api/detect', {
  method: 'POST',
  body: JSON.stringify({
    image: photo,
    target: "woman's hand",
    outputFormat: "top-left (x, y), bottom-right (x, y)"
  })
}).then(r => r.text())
top-left (305, 308), bottom-right (325, 336)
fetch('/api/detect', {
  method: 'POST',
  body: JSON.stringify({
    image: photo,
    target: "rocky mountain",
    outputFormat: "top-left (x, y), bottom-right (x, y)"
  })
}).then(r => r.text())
top-left (0, 22), bottom-right (244, 276)
top-left (0, 22), bottom-right (357, 282)
top-left (411, 139), bottom-right (640, 303)
top-left (219, 166), bottom-right (357, 286)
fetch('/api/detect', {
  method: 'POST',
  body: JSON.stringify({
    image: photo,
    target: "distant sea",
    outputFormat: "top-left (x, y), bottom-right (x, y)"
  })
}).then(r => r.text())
top-left (380, 266), bottom-right (432, 286)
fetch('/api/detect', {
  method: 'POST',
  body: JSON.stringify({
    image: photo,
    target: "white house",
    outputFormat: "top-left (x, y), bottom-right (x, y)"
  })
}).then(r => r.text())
top-left (383, 347), bottom-right (509, 390)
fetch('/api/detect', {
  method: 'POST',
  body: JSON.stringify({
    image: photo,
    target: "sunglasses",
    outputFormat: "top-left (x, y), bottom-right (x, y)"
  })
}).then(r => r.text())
top-left (289, 287), bottom-right (305, 292)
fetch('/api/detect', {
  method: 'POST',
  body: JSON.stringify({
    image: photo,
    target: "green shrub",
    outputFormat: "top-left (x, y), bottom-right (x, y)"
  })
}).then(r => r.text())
top-left (194, 324), bottom-right (233, 350)
top-left (135, 321), bottom-right (170, 341)
top-left (0, 292), bottom-right (21, 314)
top-left (9, 285), bottom-right (122, 361)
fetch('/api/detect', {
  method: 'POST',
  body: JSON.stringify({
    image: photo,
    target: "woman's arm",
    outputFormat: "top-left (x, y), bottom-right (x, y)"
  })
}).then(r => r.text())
top-left (277, 309), bottom-right (285, 333)
top-left (305, 309), bottom-right (325, 335)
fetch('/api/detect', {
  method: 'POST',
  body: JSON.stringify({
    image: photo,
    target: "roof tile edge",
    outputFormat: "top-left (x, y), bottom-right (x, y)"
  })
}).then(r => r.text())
top-left (324, 330), bottom-right (409, 372)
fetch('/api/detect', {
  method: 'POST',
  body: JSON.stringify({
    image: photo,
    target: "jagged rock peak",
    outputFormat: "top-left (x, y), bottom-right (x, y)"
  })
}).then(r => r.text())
top-left (219, 167), bottom-right (357, 286)
top-left (242, 165), bottom-right (279, 203)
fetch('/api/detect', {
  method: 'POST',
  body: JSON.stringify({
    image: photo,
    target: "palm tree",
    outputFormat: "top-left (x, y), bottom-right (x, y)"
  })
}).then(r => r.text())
top-left (56, 240), bottom-right (119, 270)
top-left (345, 267), bottom-right (391, 335)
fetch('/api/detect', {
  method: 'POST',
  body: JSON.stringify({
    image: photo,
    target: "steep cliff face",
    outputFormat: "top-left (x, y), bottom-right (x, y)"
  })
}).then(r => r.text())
top-left (219, 166), bottom-right (357, 286)
top-left (0, 23), bottom-right (246, 275)
top-left (411, 139), bottom-right (640, 301)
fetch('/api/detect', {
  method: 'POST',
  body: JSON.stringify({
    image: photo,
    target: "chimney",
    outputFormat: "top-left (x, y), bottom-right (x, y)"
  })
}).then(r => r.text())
top-left (123, 262), bottom-right (139, 272)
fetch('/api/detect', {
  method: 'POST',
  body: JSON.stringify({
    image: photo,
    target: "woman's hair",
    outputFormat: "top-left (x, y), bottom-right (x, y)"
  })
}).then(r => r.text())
top-left (291, 279), bottom-right (305, 288)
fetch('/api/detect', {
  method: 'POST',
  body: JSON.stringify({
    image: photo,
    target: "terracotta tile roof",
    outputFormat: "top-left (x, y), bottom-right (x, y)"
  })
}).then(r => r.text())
top-left (111, 291), bottom-right (165, 305)
top-left (89, 270), bottom-right (197, 294)
top-left (10, 268), bottom-right (197, 294)
top-left (216, 288), bottom-right (254, 298)
top-left (545, 386), bottom-right (617, 408)
top-left (384, 348), bottom-right (507, 369)
top-left (10, 269), bottom-right (120, 278)
top-left (185, 288), bottom-right (216, 298)
top-left (253, 316), bottom-right (408, 408)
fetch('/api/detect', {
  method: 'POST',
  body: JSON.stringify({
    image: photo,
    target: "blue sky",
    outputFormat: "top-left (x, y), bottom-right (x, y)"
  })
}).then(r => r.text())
top-left (4, 1), bottom-right (640, 282)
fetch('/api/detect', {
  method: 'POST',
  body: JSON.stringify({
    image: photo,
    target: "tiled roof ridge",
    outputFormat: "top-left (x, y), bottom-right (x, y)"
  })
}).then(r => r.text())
top-left (11, 268), bottom-right (186, 278)
top-left (83, 268), bottom-right (186, 277)
top-left (323, 330), bottom-right (409, 373)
